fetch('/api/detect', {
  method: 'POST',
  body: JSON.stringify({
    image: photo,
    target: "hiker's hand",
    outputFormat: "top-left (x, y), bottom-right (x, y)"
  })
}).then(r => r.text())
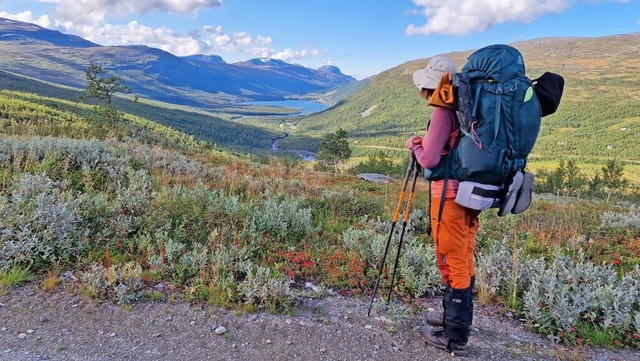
top-left (405, 136), bottom-right (422, 149)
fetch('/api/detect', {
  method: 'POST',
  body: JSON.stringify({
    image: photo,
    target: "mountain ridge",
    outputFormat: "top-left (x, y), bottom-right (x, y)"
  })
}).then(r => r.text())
top-left (0, 17), bottom-right (356, 106)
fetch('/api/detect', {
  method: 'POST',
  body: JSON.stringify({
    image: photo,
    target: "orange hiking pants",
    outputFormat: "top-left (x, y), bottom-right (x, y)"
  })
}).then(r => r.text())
top-left (430, 197), bottom-right (481, 290)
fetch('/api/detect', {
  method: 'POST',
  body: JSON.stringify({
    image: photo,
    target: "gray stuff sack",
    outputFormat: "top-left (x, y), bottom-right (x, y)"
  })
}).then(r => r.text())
top-left (455, 181), bottom-right (503, 210)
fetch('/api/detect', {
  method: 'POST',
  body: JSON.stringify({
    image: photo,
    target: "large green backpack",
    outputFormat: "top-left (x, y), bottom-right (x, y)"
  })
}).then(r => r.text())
top-left (425, 44), bottom-right (542, 186)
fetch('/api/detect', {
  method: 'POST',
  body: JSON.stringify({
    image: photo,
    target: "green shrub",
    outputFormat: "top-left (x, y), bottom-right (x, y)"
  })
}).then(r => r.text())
top-left (147, 183), bottom-right (241, 243)
top-left (0, 173), bottom-right (85, 271)
top-left (249, 192), bottom-right (313, 243)
top-left (238, 264), bottom-right (291, 312)
top-left (79, 262), bottom-right (143, 304)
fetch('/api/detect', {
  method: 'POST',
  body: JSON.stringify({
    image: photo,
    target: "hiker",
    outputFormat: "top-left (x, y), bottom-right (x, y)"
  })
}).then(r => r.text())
top-left (406, 56), bottom-right (479, 356)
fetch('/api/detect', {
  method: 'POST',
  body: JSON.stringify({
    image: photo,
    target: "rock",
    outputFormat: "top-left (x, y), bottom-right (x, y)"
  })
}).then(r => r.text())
top-left (61, 271), bottom-right (77, 282)
top-left (214, 326), bottom-right (227, 335)
top-left (357, 173), bottom-right (394, 184)
top-left (40, 316), bottom-right (49, 323)
top-left (304, 282), bottom-right (321, 292)
top-left (374, 316), bottom-right (394, 325)
top-left (109, 333), bottom-right (116, 337)
top-left (26, 329), bottom-right (34, 334)
top-left (18, 333), bottom-right (27, 339)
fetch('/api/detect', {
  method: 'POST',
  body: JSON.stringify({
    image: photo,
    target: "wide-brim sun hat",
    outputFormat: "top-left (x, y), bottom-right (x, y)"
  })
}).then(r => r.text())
top-left (413, 56), bottom-right (457, 90)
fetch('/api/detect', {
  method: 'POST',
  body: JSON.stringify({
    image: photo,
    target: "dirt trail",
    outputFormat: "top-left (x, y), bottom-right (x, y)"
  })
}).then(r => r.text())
top-left (1, 285), bottom-right (639, 361)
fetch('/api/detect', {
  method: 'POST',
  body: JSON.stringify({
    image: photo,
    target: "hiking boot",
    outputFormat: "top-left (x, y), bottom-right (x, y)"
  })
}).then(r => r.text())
top-left (418, 325), bottom-right (468, 356)
top-left (425, 311), bottom-right (444, 327)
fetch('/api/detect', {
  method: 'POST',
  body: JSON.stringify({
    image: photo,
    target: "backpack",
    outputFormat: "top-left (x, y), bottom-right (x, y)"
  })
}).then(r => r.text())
top-left (424, 44), bottom-right (542, 186)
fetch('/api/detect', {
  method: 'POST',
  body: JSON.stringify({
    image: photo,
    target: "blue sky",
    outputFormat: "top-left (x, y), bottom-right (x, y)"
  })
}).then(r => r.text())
top-left (1, 0), bottom-right (639, 79)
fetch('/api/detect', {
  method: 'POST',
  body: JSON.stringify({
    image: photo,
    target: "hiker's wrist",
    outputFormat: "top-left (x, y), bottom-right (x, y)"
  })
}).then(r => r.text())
top-left (411, 144), bottom-right (423, 156)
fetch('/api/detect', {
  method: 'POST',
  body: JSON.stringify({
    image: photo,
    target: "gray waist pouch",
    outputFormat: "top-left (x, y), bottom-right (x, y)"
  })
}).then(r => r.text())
top-left (455, 181), bottom-right (503, 210)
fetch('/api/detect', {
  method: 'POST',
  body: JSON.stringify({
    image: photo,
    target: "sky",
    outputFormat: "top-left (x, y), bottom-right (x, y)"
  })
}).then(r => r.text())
top-left (0, 1), bottom-right (639, 80)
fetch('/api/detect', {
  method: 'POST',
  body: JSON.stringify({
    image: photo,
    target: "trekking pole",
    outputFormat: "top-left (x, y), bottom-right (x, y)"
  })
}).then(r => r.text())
top-left (385, 158), bottom-right (421, 308)
top-left (367, 153), bottom-right (416, 317)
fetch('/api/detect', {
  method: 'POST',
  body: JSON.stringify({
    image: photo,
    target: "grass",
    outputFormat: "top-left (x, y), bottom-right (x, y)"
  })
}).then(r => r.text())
top-left (571, 323), bottom-right (627, 349)
top-left (41, 271), bottom-right (61, 292)
top-left (0, 267), bottom-right (35, 289)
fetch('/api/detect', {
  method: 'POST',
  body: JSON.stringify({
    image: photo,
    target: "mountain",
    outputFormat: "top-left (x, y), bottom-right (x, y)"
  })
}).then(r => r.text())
top-left (0, 18), bottom-right (356, 106)
top-left (0, 18), bottom-right (97, 48)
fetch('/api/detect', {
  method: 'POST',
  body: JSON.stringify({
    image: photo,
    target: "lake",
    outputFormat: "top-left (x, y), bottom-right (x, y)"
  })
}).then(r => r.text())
top-left (243, 99), bottom-right (329, 116)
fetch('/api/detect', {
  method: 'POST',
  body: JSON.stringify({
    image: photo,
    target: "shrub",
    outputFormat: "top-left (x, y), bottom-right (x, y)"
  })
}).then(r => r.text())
top-left (238, 264), bottom-right (291, 312)
top-left (144, 230), bottom-right (210, 284)
top-left (249, 192), bottom-right (313, 243)
top-left (0, 173), bottom-right (85, 271)
top-left (342, 211), bottom-right (442, 297)
top-left (114, 138), bottom-right (224, 184)
top-left (0, 137), bottom-right (129, 192)
top-left (350, 150), bottom-right (405, 176)
top-left (79, 261), bottom-right (143, 304)
top-left (312, 189), bottom-right (383, 221)
top-left (475, 236), bottom-right (521, 304)
top-left (115, 168), bottom-right (153, 218)
top-left (398, 238), bottom-right (443, 298)
top-left (342, 217), bottom-right (391, 270)
top-left (600, 206), bottom-right (640, 229)
top-left (147, 183), bottom-right (241, 243)
top-left (522, 251), bottom-right (640, 337)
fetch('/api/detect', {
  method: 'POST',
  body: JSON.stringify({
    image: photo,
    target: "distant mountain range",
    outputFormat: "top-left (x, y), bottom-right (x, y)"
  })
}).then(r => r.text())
top-left (0, 18), bottom-right (356, 106)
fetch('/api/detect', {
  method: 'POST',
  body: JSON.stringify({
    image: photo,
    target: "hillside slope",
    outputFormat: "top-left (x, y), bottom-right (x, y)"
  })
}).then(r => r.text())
top-left (290, 33), bottom-right (640, 166)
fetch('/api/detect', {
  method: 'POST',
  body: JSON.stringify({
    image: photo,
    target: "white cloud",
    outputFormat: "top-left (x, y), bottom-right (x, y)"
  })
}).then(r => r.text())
top-left (272, 48), bottom-right (321, 63)
top-left (53, 0), bottom-right (223, 24)
top-left (2, 0), bottom-right (325, 65)
top-left (78, 21), bottom-right (201, 55)
top-left (2, 11), bottom-right (324, 63)
top-left (406, 0), bottom-right (575, 36)
top-left (0, 10), bottom-right (54, 28)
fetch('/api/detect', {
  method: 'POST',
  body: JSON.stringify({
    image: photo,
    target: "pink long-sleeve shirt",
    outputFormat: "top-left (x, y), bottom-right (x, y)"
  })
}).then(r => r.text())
top-left (412, 107), bottom-right (459, 198)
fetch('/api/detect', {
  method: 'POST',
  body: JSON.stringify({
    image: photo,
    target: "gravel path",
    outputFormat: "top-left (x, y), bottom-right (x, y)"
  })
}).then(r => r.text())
top-left (1, 285), bottom-right (639, 361)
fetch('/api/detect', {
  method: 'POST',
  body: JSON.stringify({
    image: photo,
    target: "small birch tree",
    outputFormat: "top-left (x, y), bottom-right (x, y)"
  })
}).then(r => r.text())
top-left (318, 128), bottom-right (352, 176)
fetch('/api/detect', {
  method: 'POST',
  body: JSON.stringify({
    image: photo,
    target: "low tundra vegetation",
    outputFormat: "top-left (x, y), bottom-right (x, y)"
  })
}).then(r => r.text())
top-left (0, 135), bottom-right (638, 349)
